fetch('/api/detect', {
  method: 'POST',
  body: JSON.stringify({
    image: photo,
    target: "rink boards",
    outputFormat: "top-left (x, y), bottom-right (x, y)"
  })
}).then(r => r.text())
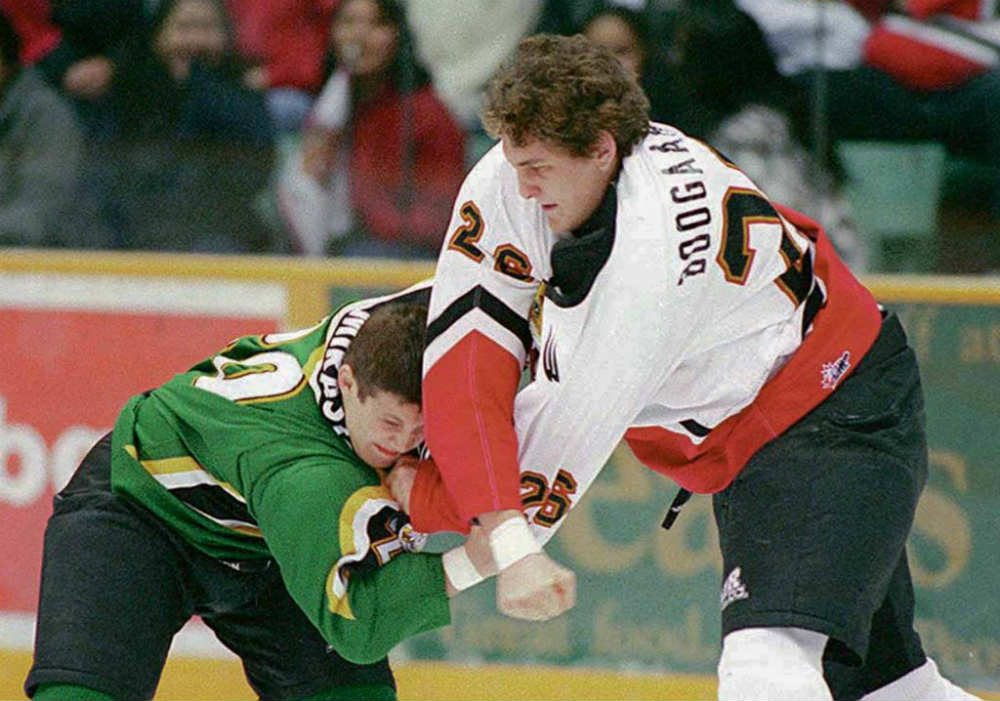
top-left (1, 249), bottom-right (998, 699)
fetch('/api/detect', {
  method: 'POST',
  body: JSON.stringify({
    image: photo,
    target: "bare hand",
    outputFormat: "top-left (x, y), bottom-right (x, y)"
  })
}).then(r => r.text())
top-left (63, 56), bottom-right (114, 99)
top-left (386, 456), bottom-right (418, 512)
top-left (243, 65), bottom-right (269, 91)
top-left (300, 129), bottom-right (340, 183)
top-left (496, 550), bottom-right (576, 621)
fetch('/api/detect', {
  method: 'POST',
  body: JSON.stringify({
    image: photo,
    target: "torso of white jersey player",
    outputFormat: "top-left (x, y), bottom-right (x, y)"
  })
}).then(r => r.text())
top-left (423, 122), bottom-right (880, 545)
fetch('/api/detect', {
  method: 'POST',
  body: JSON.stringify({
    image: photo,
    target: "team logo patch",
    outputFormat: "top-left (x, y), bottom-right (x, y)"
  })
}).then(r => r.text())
top-left (820, 350), bottom-right (851, 390)
top-left (397, 520), bottom-right (427, 553)
top-left (528, 282), bottom-right (546, 343)
top-left (720, 566), bottom-right (749, 610)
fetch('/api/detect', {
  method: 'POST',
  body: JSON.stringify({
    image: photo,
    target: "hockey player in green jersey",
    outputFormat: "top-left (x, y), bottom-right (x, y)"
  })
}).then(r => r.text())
top-left (25, 281), bottom-right (494, 701)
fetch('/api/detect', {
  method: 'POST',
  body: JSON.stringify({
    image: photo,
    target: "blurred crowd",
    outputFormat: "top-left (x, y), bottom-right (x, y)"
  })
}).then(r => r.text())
top-left (1, 0), bottom-right (998, 271)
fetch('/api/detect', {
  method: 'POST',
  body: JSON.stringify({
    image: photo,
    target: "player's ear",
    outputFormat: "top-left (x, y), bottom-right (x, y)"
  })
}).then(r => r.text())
top-left (338, 364), bottom-right (357, 397)
top-left (591, 130), bottom-right (618, 173)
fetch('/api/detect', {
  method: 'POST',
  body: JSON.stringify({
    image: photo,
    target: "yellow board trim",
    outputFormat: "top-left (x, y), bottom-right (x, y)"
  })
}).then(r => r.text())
top-left (3, 650), bottom-right (998, 701)
top-left (0, 248), bottom-right (435, 328)
top-left (5, 248), bottom-right (1000, 332)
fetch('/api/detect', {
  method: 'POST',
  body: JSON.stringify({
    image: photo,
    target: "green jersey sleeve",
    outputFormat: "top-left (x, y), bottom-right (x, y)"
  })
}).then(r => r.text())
top-left (242, 440), bottom-right (451, 664)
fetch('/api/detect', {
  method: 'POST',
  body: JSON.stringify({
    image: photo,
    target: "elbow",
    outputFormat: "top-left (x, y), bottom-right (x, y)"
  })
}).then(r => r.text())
top-left (320, 611), bottom-right (394, 665)
top-left (328, 635), bottom-right (392, 666)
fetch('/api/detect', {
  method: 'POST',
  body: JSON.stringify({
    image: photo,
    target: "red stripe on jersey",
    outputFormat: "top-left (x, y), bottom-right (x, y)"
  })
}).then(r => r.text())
top-left (626, 205), bottom-right (883, 494)
top-left (408, 458), bottom-right (469, 534)
top-left (422, 331), bottom-right (524, 523)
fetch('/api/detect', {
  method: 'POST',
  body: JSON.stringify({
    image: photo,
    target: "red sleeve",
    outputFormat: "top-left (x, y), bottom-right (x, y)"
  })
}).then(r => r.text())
top-left (407, 459), bottom-right (470, 534)
top-left (907, 0), bottom-right (981, 20)
top-left (225, 0), bottom-right (332, 92)
top-left (0, 0), bottom-right (61, 64)
top-left (842, 0), bottom-right (891, 20)
top-left (421, 332), bottom-right (523, 525)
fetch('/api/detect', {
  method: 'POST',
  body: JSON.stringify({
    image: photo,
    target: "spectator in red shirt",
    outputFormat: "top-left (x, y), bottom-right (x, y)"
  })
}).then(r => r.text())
top-left (278, 0), bottom-right (465, 259)
top-left (0, 0), bottom-right (60, 65)
top-left (225, 0), bottom-right (339, 132)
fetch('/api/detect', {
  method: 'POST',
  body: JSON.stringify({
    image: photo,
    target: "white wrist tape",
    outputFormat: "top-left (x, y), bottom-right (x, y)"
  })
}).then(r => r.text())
top-left (442, 546), bottom-right (484, 592)
top-left (489, 517), bottom-right (542, 571)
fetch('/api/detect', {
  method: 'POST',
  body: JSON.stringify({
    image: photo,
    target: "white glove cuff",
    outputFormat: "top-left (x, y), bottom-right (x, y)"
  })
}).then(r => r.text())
top-left (489, 516), bottom-right (542, 571)
top-left (442, 546), bottom-right (484, 592)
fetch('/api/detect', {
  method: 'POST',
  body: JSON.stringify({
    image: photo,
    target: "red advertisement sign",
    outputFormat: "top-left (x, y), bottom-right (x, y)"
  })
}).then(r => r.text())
top-left (0, 275), bottom-right (282, 614)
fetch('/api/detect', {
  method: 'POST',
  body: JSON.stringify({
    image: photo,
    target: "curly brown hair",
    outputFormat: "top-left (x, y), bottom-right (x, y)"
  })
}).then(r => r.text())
top-left (481, 33), bottom-right (650, 158)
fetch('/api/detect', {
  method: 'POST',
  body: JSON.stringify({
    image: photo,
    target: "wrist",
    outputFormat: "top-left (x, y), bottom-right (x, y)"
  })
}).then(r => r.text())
top-left (474, 509), bottom-right (523, 531)
top-left (487, 514), bottom-right (542, 571)
top-left (442, 546), bottom-right (484, 595)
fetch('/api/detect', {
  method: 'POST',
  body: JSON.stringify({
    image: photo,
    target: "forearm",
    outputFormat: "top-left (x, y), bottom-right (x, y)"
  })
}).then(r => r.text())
top-left (251, 460), bottom-right (452, 664)
top-left (321, 553), bottom-right (451, 664)
top-left (423, 333), bottom-right (524, 521)
top-left (407, 458), bottom-right (470, 533)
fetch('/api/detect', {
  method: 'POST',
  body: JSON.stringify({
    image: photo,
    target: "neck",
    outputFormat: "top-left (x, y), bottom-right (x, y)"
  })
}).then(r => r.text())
top-left (353, 72), bottom-right (391, 105)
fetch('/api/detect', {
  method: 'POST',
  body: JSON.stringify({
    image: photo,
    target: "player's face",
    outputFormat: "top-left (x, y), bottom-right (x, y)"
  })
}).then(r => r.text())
top-left (339, 366), bottom-right (424, 469)
top-left (503, 133), bottom-right (618, 234)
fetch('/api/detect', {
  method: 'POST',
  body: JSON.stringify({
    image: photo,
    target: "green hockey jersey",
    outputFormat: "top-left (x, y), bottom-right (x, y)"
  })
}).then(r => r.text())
top-left (109, 281), bottom-right (449, 663)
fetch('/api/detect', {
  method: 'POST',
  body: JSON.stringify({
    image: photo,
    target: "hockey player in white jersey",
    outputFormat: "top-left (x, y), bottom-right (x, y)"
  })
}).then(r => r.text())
top-left (388, 33), bottom-right (981, 701)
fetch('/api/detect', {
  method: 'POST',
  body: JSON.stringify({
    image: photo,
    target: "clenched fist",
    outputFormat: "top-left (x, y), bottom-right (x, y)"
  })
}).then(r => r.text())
top-left (496, 550), bottom-right (576, 621)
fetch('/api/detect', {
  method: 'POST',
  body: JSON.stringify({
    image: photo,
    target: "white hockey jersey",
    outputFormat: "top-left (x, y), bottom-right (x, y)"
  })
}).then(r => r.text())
top-left (416, 123), bottom-right (882, 542)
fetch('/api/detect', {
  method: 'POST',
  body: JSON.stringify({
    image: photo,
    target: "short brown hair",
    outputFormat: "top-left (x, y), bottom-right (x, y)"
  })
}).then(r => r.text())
top-left (481, 33), bottom-right (650, 157)
top-left (342, 301), bottom-right (427, 404)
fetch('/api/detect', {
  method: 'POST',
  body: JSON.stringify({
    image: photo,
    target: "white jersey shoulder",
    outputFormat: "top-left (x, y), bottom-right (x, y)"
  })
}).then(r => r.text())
top-left (425, 143), bottom-right (554, 371)
top-left (446, 142), bottom-right (557, 284)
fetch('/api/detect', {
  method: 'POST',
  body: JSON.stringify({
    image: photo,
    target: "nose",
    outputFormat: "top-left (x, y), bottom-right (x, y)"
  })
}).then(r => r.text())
top-left (402, 426), bottom-right (424, 452)
top-left (387, 427), bottom-right (423, 453)
top-left (517, 173), bottom-right (539, 200)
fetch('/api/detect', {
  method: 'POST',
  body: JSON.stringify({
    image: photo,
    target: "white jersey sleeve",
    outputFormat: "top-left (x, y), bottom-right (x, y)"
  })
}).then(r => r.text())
top-left (421, 143), bottom-right (557, 521)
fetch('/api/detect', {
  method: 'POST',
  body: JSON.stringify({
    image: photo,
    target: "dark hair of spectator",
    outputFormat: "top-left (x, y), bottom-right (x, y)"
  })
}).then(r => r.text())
top-left (0, 9), bottom-right (22, 67)
top-left (580, 3), bottom-right (652, 61)
top-left (144, 0), bottom-right (245, 82)
top-left (323, 0), bottom-right (431, 95)
top-left (109, 0), bottom-right (250, 137)
top-left (672, 0), bottom-right (811, 147)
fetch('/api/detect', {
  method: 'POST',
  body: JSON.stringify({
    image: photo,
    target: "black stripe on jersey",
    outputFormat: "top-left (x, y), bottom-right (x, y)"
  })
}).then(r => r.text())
top-left (171, 485), bottom-right (258, 527)
top-left (365, 285), bottom-right (431, 311)
top-left (426, 285), bottom-right (532, 356)
top-left (801, 279), bottom-right (827, 338)
top-left (680, 419), bottom-right (712, 438)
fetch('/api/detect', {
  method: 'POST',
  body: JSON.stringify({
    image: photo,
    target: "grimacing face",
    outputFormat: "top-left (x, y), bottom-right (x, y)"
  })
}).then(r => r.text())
top-left (502, 132), bottom-right (618, 235)
top-left (338, 364), bottom-right (423, 470)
